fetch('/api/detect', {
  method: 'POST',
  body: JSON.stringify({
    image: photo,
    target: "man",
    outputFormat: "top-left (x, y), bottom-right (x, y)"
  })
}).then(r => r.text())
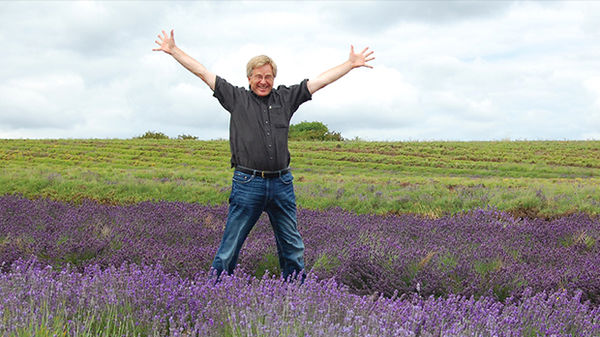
top-left (153, 29), bottom-right (374, 280)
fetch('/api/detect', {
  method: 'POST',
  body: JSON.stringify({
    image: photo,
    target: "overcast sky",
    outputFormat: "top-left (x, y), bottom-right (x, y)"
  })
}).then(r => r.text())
top-left (1, 1), bottom-right (600, 141)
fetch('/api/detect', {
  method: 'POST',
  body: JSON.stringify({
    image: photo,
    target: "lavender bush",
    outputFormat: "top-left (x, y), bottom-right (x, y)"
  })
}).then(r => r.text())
top-left (1, 258), bottom-right (599, 337)
top-left (1, 195), bottom-right (599, 302)
top-left (301, 207), bottom-right (600, 302)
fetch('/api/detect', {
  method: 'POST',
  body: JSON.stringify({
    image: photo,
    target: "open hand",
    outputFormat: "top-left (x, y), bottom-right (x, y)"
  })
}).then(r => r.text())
top-left (349, 45), bottom-right (375, 69)
top-left (153, 29), bottom-right (176, 54)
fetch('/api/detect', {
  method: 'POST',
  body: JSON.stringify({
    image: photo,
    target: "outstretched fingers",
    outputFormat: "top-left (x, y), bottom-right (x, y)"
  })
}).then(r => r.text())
top-left (363, 48), bottom-right (375, 68)
top-left (152, 31), bottom-right (165, 51)
top-left (350, 45), bottom-right (375, 68)
top-left (361, 47), bottom-right (375, 59)
top-left (152, 29), bottom-right (175, 53)
top-left (152, 37), bottom-right (164, 51)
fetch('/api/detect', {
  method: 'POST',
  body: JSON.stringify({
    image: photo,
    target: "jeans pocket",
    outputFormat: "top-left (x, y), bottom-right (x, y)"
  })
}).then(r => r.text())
top-left (279, 172), bottom-right (294, 185)
top-left (233, 171), bottom-right (255, 184)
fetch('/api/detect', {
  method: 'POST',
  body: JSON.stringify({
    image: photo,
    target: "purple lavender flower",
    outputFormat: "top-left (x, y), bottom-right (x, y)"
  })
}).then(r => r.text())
top-left (1, 195), bottom-right (599, 303)
top-left (1, 259), bottom-right (599, 336)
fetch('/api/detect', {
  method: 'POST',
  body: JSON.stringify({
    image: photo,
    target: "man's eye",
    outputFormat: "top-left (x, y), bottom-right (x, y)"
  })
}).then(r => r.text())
top-left (254, 75), bottom-right (273, 81)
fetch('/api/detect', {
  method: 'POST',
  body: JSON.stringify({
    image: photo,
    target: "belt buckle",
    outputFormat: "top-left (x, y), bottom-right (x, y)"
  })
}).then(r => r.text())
top-left (261, 171), bottom-right (265, 178)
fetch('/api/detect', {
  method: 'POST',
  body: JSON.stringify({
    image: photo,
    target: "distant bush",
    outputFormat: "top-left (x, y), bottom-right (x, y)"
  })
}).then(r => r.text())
top-left (289, 121), bottom-right (342, 141)
top-left (177, 134), bottom-right (198, 140)
top-left (134, 131), bottom-right (169, 140)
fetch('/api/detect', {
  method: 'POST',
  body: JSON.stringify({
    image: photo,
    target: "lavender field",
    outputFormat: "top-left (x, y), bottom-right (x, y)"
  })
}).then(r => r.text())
top-left (1, 195), bottom-right (600, 336)
top-left (1, 139), bottom-right (600, 335)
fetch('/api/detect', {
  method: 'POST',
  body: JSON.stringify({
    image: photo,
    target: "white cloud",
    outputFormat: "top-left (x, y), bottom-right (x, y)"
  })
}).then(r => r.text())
top-left (298, 65), bottom-right (420, 133)
top-left (583, 77), bottom-right (600, 137)
top-left (0, 74), bottom-right (86, 129)
top-left (1, 1), bottom-right (600, 140)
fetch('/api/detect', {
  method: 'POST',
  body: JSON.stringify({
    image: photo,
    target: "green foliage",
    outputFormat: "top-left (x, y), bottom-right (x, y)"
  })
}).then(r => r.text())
top-left (473, 258), bottom-right (503, 278)
top-left (134, 130), bottom-right (169, 140)
top-left (559, 231), bottom-right (597, 252)
top-left (132, 131), bottom-right (199, 140)
top-left (177, 134), bottom-right (198, 140)
top-left (254, 253), bottom-right (281, 278)
top-left (289, 121), bottom-right (342, 141)
top-left (311, 253), bottom-right (340, 274)
top-left (9, 299), bottom-right (151, 337)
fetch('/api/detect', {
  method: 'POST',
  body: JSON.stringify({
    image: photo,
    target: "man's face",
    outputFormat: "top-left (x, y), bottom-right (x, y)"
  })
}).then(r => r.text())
top-left (248, 64), bottom-right (274, 96)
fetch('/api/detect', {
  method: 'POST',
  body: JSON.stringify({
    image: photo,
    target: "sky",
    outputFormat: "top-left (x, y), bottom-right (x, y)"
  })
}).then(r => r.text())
top-left (1, 1), bottom-right (600, 141)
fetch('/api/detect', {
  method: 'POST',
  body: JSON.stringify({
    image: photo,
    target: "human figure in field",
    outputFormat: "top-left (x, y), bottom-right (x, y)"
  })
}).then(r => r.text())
top-left (153, 29), bottom-right (374, 280)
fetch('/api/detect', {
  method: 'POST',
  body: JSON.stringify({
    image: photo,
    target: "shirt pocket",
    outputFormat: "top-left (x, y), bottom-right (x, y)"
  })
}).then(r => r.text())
top-left (269, 105), bottom-right (288, 128)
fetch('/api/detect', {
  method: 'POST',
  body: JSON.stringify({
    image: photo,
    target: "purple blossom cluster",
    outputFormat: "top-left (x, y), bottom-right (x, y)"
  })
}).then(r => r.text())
top-left (1, 195), bottom-right (599, 302)
top-left (300, 207), bottom-right (600, 302)
top-left (1, 258), bottom-right (599, 336)
top-left (0, 195), bottom-right (224, 277)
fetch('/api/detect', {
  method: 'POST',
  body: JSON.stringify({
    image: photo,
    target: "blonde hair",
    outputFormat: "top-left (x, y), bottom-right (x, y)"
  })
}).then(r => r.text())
top-left (246, 55), bottom-right (277, 78)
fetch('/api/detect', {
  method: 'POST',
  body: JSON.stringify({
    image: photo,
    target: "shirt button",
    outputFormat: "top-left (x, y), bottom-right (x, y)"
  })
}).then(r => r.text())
top-left (265, 121), bottom-right (269, 124)
top-left (267, 132), bottom-right (270, 136)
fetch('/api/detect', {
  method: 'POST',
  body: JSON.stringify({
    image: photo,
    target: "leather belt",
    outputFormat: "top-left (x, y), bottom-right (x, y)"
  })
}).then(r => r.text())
top-left (235, 165), bottom-right (290, 178)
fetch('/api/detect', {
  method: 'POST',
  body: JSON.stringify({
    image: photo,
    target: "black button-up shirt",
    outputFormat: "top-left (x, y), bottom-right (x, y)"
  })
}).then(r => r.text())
top-left (213, 76), bottom-right (312, 171)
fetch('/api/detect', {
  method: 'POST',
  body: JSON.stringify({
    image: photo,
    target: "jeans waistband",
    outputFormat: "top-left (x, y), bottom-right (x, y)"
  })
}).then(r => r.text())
top-left (235, 165), bottom-right (290, 178)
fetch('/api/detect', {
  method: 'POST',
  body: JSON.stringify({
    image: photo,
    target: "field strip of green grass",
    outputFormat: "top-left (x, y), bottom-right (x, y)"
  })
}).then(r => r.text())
top-left (1, 139), bottom-right (598, 217)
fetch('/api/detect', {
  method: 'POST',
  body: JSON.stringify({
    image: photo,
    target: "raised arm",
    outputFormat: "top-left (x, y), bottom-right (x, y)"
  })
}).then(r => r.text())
top-left (153, 29), bottom-right (216, 91)
top-left (306, 45), bottom-right (375, 95)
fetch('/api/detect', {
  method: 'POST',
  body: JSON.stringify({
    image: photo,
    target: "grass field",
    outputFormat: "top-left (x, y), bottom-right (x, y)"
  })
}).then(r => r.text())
top-left (1, 139), bottom-right (599, 217)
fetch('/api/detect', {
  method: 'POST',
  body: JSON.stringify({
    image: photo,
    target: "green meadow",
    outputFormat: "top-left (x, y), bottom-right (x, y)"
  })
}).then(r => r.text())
top-left (0, 139), bottom-right (598, 217)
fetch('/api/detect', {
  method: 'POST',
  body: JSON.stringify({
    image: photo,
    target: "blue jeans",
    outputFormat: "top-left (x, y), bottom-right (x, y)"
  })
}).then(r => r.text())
top-left (211, 170), bottom-right (305, 279)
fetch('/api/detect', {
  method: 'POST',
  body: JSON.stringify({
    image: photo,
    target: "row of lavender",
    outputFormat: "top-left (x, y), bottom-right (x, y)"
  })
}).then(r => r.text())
top-left (1, 258), bottom-right (599, 336)
top-left (1, 195), bottom-right (599, 302)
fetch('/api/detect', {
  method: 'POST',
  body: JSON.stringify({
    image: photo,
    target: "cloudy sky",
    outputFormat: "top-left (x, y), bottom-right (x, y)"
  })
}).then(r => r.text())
top-left (1, 1), bottom-right (600, 141)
